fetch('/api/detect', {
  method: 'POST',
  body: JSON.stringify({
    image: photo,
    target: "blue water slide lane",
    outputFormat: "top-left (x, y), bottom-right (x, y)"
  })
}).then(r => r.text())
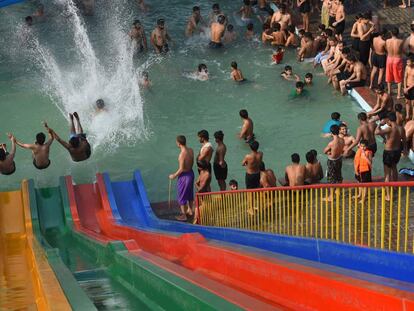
top-left (103, 171), bottom-right (414, 285)
top-left (0, 0), bottom-right (25, 8)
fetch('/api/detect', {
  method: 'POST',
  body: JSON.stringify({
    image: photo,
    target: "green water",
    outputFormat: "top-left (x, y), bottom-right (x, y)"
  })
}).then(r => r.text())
top-left (0, 0), bottom-right (408, 201)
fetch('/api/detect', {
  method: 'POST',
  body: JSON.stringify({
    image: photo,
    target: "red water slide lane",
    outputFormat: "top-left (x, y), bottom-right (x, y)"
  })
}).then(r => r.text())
top-left (65, 177), bottom-right (278, 311)
top-left (67, 175), bottom-right (414, 311)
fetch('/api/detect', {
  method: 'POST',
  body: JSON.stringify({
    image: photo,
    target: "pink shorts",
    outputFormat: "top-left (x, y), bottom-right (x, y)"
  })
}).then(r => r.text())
top-left (385, 56), bottom-right (403, 83)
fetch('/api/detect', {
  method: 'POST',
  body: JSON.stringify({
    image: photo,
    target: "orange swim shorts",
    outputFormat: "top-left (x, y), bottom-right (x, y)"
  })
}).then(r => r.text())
top-left (385, 56), bottom-right (403, 83)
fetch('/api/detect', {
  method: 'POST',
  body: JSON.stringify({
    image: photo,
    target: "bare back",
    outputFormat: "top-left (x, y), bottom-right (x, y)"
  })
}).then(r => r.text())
top-left (244, 151), bottom-right (262, 174)
top-left (285, 164), bottom-right (306, 186)
top-left (179, 147), bottom-right (194, 172)
top-left (386, 37), bottom-right (404, 58)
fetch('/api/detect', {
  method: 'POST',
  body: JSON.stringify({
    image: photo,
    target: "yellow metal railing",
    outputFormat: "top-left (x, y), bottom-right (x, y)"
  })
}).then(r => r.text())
top-left (196, 182), bottom-right (414, 253)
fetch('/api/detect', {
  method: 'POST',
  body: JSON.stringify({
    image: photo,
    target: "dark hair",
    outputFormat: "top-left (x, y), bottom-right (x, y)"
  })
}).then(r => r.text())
top-left (25, 16), bottom-right (33, 23)
top-left (342, 47), bottom-right (351, 55)
top-left (391, 27), bottom-right (399, 37)
top-left (244, 0), bottom-right (250, 5)
top-left (310, 149), bottom-right (317, 157)
top-left (193, 6), bottom-right (200, 12)
top-left (339, 123), bottom-right (347, 129)
top-left (304, 32), bottom-right (313, 39)
top-left (176, 135), bottom-right (186, 146)
top-left (291, 153), bottom-right (300, 163)
top-left (231, 61), bottom-right (238, 69)
top-left (298, 29), bottom-right (305, 36)
top-left (229, 179), bottom-right (238, 187)
top-left (96, 99), bottom-right (105, 109)
top-left (287, 25), bottom-right (295, 33)
top-left (69, 136), bottom-right (80, 148)
top-left (411, 23), bottom-right (414, 33)
top-left (296, 81), bottom-right (304, 88)
top-left (263, 23), bottom-right (270, 31)
top-left (273, 22), bottom-right (281, 32)
top-left (239, 109), bottom-right (248, 119)
top-left (214, 130), bottom-right (224, 141)
top-left (0, 149), bottom-right (5, 161)
top-left (279, 3), bottom-right (286, 10)
top-left (212, 3), bottom-right (219, 9)
top-left (388, 112), bottom-right (397, 121)
top-left (360, 139), bottom-right (368, 146)
top-left (259, 161), bottom-right (265, 171)
top-left (358, 112), bottom-right (367, 121)
top-left (197, 160), bottom-right (209, 170)
top-left (331, 112), bottom-right (340, 120)
top-left (198, 129), bottom-right (209, 141)
top-left (217, 14), bottom-right (226, 24)
top-left (198, 63), bottom-right (207, 72)
top-left (325, 28), bottom-right (333, 37)
top-left (133, 19), bottom-right (141, 25)
top-left (142, 71), bottom-right (149, 78)
top-left (408, 54), bottom-right (414, 63)
top-left (305, 73), bottom-right (313, 79)
top-left (318, 24), bottom-right (326, 31)
top-left (157, 18), bottom-right (165, 26)
top-left (380, 28), bottom-right (388, 38)
top-left (249, 140), bottom-right (259, 151)
top-left (284, 65), bottom-right (292, 71)
top-left (306, 151), bottom-right (315, 163)
top-left (348, 54), bottom-right (358, 62)
top-left (330, 124), bottom-right (340, 135)
top-left (36, 132), bottom-right (46, 145)
top-left (227, 24), bottom-right (234, 31)
top-left (395, 103), bottom-right (403, 112)
top-left (247, 23), bottom-right (254, 31)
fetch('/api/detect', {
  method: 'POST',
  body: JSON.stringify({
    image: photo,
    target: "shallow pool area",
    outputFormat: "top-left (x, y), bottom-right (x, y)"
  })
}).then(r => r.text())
top-left (1, 0), bottom-right (409, 202)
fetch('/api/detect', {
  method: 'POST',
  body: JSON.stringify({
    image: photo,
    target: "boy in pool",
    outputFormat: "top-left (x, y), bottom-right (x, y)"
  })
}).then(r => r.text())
top-left (289, 81), bottom-right (309, 99)
top-left (129, 19), bottom-right (147, 52)
top-left (304, 73), bottom-right (313, 86)
top-left (150, 19), bottom-right (171, 54)
top-left (272, 47), bottom-right (285, 64)
top-left (25, 16), bottom-right (33, 26)
top-left (196, 64), bottom-right (209, 81)
top-left (209, 14), bottom-right (226, 48)
top-left (245, 23), bottom-right (255, 40)
top-left (15, 122), bottom-right (54, 170)
top-left (96, 99), bottom-right (106, 112)
top-left (223, 24), bottom-right (237, 44)
top-left (139, 71), bottom-right (152, 88)
top-left (0, 133), bottom-right (17, 176)
top-left (281, 65), bottom-right (300, 81)
top-left (231, 61), bottom-right (246, 82)
top-left (239, 109), bottom-right (254, 143)
top-left (229, 179), bottom-right (238, 190)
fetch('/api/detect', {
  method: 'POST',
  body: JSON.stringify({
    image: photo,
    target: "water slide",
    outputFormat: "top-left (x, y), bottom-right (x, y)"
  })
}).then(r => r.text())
top-left (0, 181), bottom-right (71, 310)
top-left (65, 172), bottom-right (414, 310)
top-left (104, 170), bottom-right (414, 284)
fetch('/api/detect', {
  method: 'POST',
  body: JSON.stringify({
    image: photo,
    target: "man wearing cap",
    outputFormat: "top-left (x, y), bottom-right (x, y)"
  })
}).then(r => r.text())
top-left (150, 18), bottom-right (171, 54)
top-left (129, 19), bottom-right (147, 52)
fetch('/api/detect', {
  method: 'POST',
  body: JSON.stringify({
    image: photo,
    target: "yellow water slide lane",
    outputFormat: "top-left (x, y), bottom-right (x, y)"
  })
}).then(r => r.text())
top-left (0, 181), bottom-right (71, 310)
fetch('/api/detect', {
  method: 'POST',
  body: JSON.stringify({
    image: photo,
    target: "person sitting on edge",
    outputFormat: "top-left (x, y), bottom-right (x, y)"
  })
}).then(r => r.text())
top-left (230, 61), bottom-right (246, 82)
top-left (150, 19), bottom-right (171, 54)
top-left (196, 64), bottom-right (209, 81)
top-left (15, 122), bottom-right (54, 170)
top-left (281, 65), bottom-right (300, 81)
top-left (322, 112), bottom-right (342, 135)
top-left (260, 162), bottom-right (277, 188)
top-left (283, 153), bottom-right (306, 186)
top-left (367, 85), bottom-right (394, 121)
top-left (239, 109), bottom-right (254, 143)
top-left (96, 99), bottom-right (106, 112)
top-left (213, 130), bottom-right (227, 191)
top-left (0, 133), bottom-right (16, 176)
top-left (290, 81), bottom-right (309, 99)
top-left (209, 14), bottom-right (226, 48)
top-left (242, 141), bottom-right (263, 189)
top-left (339, 54), bottom-right (367, 95)
top-left (223, 24), bottom-right (237, 44)
top-left (245, 23), bottom-right (255, 40)
top-left (229, 179), bottom-right (238, 190)
top-left (272, 47), bottom-right (285, 64)
top-left (52, 112), bottom-right (91, 162)
top-left (169, 135), bottom-right (195, 222)
top-left (354, 139), bottom-right (373, 203)
top-left (305, 150), bottom-right (323, 184)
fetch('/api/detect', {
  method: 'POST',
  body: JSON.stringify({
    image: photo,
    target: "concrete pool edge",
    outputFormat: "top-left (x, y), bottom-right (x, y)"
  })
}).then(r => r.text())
top-left (349, 87), bottom-right (372, 112)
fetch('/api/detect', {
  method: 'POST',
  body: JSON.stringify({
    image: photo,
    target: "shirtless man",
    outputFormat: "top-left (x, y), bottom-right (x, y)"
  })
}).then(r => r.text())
top-left (339, 55), bottom-right (367, 95)
top-left (195, 160), bottom-right (212, 193)
top-left (369, 29), bottom-right (387, 89)
top-left (0, 133), bottom-right (16, 176)
top-left (367, 86), bottom-right (394, 121)
top-left (239, 0), bottom-right (253, 23)
top-left (284, 153), bottom-right (306, 186)
top-left (52, 112), bottom-right (91, 162)
top-left (271, 23), bottom-right (286, 46)
top-left (350, 14), bottom-right (361, 52)
top-left (169, 135), bottom-right (195, 222)
top-left (186, 6), bottom-right (204, 37)
top-left (305, 150), bottom-right (323, 184)
top-left (209, 15), bottom-right (226, 48)
top-left (239, 109), bottom-right (254, 143)
top-left (404, 22), bottom-right (414, 55)
top-left (231, 61), bottom-right (246, 82)
top-left (375, 113), bottom-right (404, 198)
top-left (150, 19), bottom-right (171, 54)
top-left (405, 119), bottom-right (414, 160)
top-left (297, 0), bottom-right (311, 32)
top-left (197, 130), bottom-right (213, 174)
top-left (129, 20), bottom-right (147, 52)
top-left (285, 25), bottom-right (299, 47)
top-left (345, 112), bottom-right (378, 156)
top-left (332, 0), bottom-right (345, 41)
top-left (260, 162), bottom-right (277, 188)
top-left (339, 123), bottom-right (356, 158)
top-left (223, 24), bottom-right (237, 44)
top-left (324, 124), bottom-right (345, 185)
top-left (386, 27), bottom-right (404, 99)
top-left (213, 131), bottom-right (227, 191)
top-left (242, 141), bottom-right (263, 189)
top-left (16, 122), bottom-right (54, 170)
top-left (209, 3), bottom-right (223, 25)
top-left (270, 4), bottom-right (292, 31)
top-left (404, 55), bottom-right (414, 120)
top-left (357, 13), bottom-right (375, 66)
top-left (297, 32), bottom-right (315, 62)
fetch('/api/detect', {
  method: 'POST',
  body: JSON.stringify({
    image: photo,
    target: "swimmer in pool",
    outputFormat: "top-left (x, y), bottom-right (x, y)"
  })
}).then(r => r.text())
top-left (52, 112), bottom-right (91, 162)
top-left (25, 16), bottom-right (33, 26)
top-left (150, 19), bottom-right (171, 54)
top-left (281, 65), bottom-right (300, 81)
top-left (96, 99), bottom-right (106, 112)
top-left (239, 109), bottom-right (254, 143)
top-left (223, 24), bottom-right (237, 44)
top-left (238, 0), bottom-right (253, 23)
top-left (129, 20), bottom-right (147, 52)
top-left (186, 6), bottom-right (205, 37)
top-left (245, 23), bottom-right (255, 40)
top-left (139, 71), bottom-right (152, 88)
top-left (0, 133), bottom-right (17, 176)
top-left (196, 64), bottom-right (209, 81)
top-left (289, 81), bottom-right (309, 99)
top-left (272, 47), bottom-right (285, 64)
top-left (33, 4), bottom-right (44, 17)
top-left (15, 122), bottom-right (54, 170)
top-left (304, 73), bottom-right (313, 86)
top-left (209, 14), bottom-right (226, 48)
top-left (209, 3), bottom-right (223, 25)
top-left (230, 61), bottom-right (246, 82)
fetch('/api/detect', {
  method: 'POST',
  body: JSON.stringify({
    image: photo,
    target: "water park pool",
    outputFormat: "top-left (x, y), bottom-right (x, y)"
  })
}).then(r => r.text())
top-left (0, 0), bottom-right (410, 202)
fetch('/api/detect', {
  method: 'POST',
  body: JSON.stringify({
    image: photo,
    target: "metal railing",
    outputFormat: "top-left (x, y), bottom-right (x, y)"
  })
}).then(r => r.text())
top-left (196, 182), bottom-right (414, 253)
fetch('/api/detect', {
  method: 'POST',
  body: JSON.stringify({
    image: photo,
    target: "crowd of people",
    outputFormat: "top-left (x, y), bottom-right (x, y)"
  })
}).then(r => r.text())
top-left (5, 0), bottom-right (414, 222)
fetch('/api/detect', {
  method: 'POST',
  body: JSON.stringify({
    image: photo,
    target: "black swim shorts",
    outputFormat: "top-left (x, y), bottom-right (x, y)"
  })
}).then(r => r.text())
top-left (245, 172), bottom-right (261, 189)
top-left (327, 157), bottom-right (343, 184)
top-left (372, 53), bottom-right (386, 69)
top-left (213, 162), bottom-right (228, 180)
top-left (383, 149), bottom-right (401, 168)
top-left (405, 87), bottom-right (414, 100)
top-left (209, 41), bottom-right (223, 49)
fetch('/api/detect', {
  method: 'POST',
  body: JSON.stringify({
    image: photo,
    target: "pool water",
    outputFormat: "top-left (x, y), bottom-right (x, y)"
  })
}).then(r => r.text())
top-left (0, 0), bottom-right (408, 201)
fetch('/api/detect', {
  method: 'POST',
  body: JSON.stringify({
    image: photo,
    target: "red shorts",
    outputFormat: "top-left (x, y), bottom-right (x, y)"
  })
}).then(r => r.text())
top-left (385, 56), bottom-right (403, 83)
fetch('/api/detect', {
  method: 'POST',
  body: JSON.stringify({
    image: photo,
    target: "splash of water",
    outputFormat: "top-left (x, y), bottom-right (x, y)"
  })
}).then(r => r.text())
top-left (21, 0), bottom-right (149, 150)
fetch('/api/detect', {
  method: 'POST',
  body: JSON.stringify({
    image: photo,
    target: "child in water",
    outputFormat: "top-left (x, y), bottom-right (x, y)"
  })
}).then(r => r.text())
top-left (304, 72), bottom-right (313, 86)
top-left (223, 24), bottom-right (237, 44)
top-left (272, 47), bottom-right (285, 64)
top-left (96, 99), bottom-right (106, 112)
top-left (139, 71), bottom-right (151, 88)
top-left (230, 61), bottom-right (246, 82)
top-left (281, 65), bottom-right (300, 81)
top-left (245, 23), bottom-right (254, 40)
top-left (290, 81), bottom-right (309, 99)
top-left (196, 64), bottom-right (209, 81)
